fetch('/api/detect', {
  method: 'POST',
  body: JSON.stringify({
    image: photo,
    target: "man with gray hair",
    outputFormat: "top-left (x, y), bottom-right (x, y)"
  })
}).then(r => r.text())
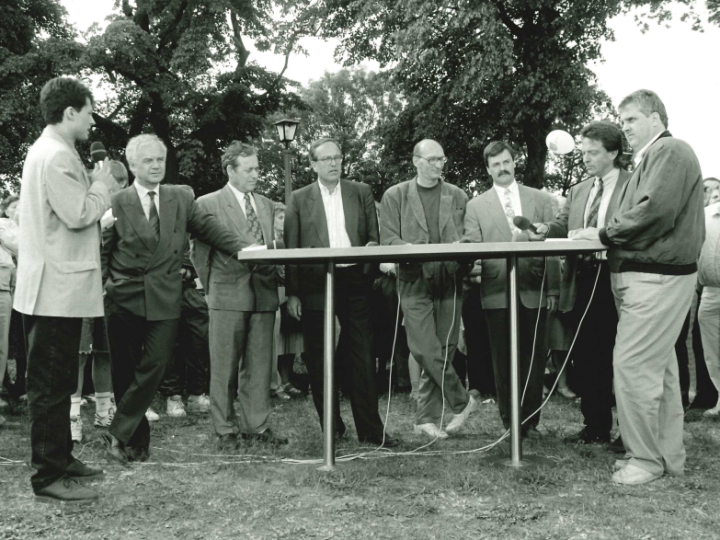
top-left (101, 134), bottom-right (245, 464)
top-left (572, 90), bottom-right (704, 484)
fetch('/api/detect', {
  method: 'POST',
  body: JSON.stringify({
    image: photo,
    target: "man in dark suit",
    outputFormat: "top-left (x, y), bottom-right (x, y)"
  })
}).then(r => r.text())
top-left (573, 90), bottom-right (704, 485)
top-left (463, 141), bottom-right (560, 438)
top-left (102, 134), bottom-right (244, 464)
top-left (192, 141), bottom-right (287, 448)
top-left (533, 121), bottom-right (631, 444)
top-left (284, 137), bottom-right (394, 447)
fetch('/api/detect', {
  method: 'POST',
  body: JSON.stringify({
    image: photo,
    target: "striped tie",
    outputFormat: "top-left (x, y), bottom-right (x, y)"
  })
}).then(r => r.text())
top-left (148, 191), bottom-right (160, 241)
top-left (586, 180), bottom-right (604, 228)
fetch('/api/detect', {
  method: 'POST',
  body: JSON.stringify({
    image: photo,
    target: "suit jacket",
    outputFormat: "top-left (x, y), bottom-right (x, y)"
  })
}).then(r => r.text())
top-left (284, 179), bottom-right (378, 310)
top-left (192, 184), bottom-right (279, 312)
top-left (102, 184), bottom-right (243, 321)
top-left (464, 184), bottom-right (560, 310)
top-left (14, 127), bottom-right (110, 317)
top-left (548, 169), bottom-right (631, 312)
top-left (379, 178), bottom-right (468, 282)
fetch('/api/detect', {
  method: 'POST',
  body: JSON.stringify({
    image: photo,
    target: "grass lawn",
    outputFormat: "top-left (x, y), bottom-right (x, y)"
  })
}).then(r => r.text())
top-left (1, 391), bottom-right (719, 540)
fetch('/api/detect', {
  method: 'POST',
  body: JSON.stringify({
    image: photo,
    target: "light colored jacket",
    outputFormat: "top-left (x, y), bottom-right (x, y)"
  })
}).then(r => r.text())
top-left (14, 127), bottom-right (110, 317)
top-left (463, 184), bottom-right (560, 310)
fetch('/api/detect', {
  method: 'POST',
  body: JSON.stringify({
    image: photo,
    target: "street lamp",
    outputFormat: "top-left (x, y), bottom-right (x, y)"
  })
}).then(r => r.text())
top-left (274, 118), bottom-right (300, 203)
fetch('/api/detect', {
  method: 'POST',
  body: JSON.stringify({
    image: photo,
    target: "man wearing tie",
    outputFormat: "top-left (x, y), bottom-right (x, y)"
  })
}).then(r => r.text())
top-left (572, 90), bottom-right (704, 484)
top-left (102, 134), bottom-right (244, 464)
top-left (463, 141), bottom-right (559, 438)
top-left (533, 121), bottom-right (631, 445)
top-left (192, 142), bottom-right (287, 448)
top-left (284, 137), bottom-right (394, 447)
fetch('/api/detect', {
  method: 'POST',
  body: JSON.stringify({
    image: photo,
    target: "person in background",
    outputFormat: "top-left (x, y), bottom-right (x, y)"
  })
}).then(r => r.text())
top-left (2, 196), bottom-right (25, 403)
top-left (0, 196), bottom-right (18, 412)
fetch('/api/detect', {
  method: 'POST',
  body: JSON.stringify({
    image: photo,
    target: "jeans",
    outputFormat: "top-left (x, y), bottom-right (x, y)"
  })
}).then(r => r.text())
top-left (24, 314), bottom-right (83, 492)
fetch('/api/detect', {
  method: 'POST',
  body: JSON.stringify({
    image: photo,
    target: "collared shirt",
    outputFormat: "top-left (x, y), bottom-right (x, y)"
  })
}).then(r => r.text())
top-left (493, 180), bottom-right (522, 232)
top-left (633, 131), bottom-right (663, 167)
top-left (318, 180), bottom-right (354, 267)
top-left (699, 202), bottom-right (720, 287)
top-left (227, 182), bottom-right (258, 219)
top-left (134, 181), bottom-right (160, 221)
top-left (583, 168), bottom-right (620, 229)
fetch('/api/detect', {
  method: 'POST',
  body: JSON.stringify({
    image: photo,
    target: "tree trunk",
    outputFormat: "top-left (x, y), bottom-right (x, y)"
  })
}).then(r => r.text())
top-left (522, 121), bottom-right (549, 189)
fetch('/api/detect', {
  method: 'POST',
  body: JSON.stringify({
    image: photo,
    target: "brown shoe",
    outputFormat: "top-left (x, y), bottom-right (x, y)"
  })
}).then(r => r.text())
top-left (66, 459), bottom-right (105, 480)
top-left (101, 432), bottom-right (129, 465)
top-left (34, 476), bottom-right (99, 504)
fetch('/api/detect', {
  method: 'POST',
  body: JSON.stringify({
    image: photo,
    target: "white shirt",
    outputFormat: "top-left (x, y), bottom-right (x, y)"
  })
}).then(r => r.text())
top-left (583, 168), bottom-right (620, 228)
top-left (318, 180), bottom-right (354, 267)
top-left (134, 181), bottom-right (160, 221)
top-left (493, 180), bottom-right (522, 232)
top-left (227, 182), bottom-right (258, 219)
top-left (699, 202), bottom-right (720, 287)
top-left (633, 131), bottom-right (663, 167)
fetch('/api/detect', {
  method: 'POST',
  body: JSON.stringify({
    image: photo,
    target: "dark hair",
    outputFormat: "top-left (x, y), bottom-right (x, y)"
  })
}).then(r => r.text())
top-left (0, 195), bottom-right (19, 217)
top-left (309, 138), bottom-right (342, 162)
top-left (580, 121), bottom-right (624, 167)
top-left (483, 141), bottom-right (515, 167)
top-left (40, 77), bottom-right (94, 125)
top-left (619, 89), bottom-right (668, 129)
top-left (221, 141), bottom-right (256, 175)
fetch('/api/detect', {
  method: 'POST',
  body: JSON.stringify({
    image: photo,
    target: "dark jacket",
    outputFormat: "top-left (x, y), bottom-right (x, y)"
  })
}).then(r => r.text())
top-left (102, 184), bottom-right (243, 321)
top-left (599, 132), bottom-right (705, 275)
top-left (284, 179), bottom-right (378, 310)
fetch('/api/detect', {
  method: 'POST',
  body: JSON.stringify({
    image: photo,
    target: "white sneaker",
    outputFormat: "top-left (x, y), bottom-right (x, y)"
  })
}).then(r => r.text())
top-left (703, 405), bottom-right (720, 417)
top-left (612, 463), bottom-right (661, 485)
top-left (145, 408), bottom-right (160, 422)
top-left (94, 407), bottom-right (115, 428)
top-left (613, 459), bottom-right (630, 471)
top-left (413, 423), bottom-right (449, 439)
top-left (71, 416), bottom-right (83, 442)
top-left (445, 395), bottom-right (478, 434)
top-left (166, 395), bottom-right (187, 417)
top-left (186, 394), bottom-right (210, 414)
top-left (0, 397), bottom-right (8, 409)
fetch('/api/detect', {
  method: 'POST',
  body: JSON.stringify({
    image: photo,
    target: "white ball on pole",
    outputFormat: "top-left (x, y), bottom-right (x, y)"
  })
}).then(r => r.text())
top-left (545, 130), bottom-right (575, 155)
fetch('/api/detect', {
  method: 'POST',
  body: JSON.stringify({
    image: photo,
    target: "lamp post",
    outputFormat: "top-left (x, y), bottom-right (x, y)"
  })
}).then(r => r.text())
top-left (273, 118), bottom-right (300, 204)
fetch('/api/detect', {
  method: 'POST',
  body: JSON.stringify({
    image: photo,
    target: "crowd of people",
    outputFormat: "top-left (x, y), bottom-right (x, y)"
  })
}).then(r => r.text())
top-left (1, 76), bottom-right (718, 504)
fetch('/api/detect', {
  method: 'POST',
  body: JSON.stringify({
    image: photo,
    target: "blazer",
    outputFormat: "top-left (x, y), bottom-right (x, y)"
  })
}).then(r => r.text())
top-left (379, 178), bottom-right (468, 282)
top-left (102, 184), bottom-right (244, 321)
top-left (284, 179), bottom-right (378, 310)
top-left (600, 132), bottom-right (705, 275)
top-left (464, 184), bottom-right (560, 310)
top-left (547, 169), bottom-right (630, 312)
top-left (192, 184), bottom-right (279, 312)
top-left (14, 127), bottom-right (110, 317)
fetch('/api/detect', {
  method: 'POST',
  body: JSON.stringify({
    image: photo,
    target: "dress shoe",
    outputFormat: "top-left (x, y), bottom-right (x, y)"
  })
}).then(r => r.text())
top-left (66, 459), bottom-right (105, 480)
top-left (126, 446), bottom-right (150, 462)
top-left (607, 436), bottom-right (626, 454)
top-left (446, 395), bottom-right (478, 434)
top-left (101, 432), bottom-right (129, 465)
top-left (612, 463), bottom-right (660, 485)
top-left (522, 425), bottom-right (546, 439)
top-left (34, 476), bottom-right (99, 504)
top-left (564, 429), bottom-right (610, 445)
top-left (359, 433), bottom-right (401, 448)
top-left (240, 428), bottom-right (288, 446)
top-left (413, 423), bottom-right (448, 439)
top-left (217, 433), bottom-right (238, 450)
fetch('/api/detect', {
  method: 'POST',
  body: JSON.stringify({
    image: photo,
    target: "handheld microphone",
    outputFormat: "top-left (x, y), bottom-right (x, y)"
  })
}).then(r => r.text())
top-left (512, 216), bottom-right (539, 234)
top-left (90, 142), bottom-right (107, 168)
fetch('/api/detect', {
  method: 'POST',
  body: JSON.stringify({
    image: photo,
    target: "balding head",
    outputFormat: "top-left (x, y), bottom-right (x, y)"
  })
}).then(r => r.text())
top-left (412, 139), bottom-right (446, 186)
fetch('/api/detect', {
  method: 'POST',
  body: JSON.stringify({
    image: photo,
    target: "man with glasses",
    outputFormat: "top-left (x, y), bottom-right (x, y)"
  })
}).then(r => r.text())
top-left (284, 137), bottom-right (396, 447)
top-left (380, 139), bottom-right (477, 440)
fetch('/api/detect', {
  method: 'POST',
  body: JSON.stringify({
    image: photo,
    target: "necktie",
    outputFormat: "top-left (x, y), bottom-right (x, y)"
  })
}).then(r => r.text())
top-left (503, 188), bottom-right (516, 231)
top-left (586, 179), bottom-right (604, 228)
top-left (148, 191), bottom-right (160, 241)
top-left (244, 193), bottom-right (264, 245)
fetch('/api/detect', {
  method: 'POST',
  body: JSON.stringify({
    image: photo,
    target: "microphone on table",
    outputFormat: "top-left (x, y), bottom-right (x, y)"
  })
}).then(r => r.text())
top-left (241, 240), bottom-right (285, 252)
top-left (366, 241), bottom-right (379, 247)
top-left (90, 142), bottom-right (107, 168)
top-left (512, 216), bottom-right (539, 234)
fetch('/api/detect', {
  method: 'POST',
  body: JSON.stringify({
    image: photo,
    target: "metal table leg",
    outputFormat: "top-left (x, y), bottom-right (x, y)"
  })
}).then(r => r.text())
top-left (319, 260), bottom-right (336, 471)
top-left (491, 255), bottom-right (553, 469)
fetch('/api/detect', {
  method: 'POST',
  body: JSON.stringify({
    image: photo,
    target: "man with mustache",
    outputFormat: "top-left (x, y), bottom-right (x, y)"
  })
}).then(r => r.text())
top-left (464, 141), bottom-right (559, 438)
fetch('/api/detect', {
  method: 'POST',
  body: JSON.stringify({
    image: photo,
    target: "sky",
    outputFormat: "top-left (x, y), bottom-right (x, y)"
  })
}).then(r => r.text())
top-left (62, 0), bottom-right (720, 178)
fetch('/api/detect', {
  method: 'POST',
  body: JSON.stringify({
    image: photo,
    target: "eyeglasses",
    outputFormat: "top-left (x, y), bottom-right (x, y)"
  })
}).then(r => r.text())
top-left (315, 155), bottom-right (343, 165)
top-left (415, 155), bottom-right (447, 166)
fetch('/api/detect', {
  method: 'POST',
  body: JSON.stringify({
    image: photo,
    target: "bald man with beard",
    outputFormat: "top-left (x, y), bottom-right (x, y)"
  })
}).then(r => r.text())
top-left (380, 139), bottom-right (477, 440)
